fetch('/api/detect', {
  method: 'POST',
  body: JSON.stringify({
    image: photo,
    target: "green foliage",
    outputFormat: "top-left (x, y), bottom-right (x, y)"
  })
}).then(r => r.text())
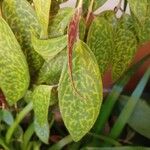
top-left (2, 0), bottom-right (43, 74)
top-left (87, 16), bottom-right (113, 75)
top-left (0, 0), bottom-right (150, 149)
top-left (0, 17), bottom-right (29, 105)
top-left (33, 0), bottom-right (51, 38)
top-left (58, 40), bottom-right (103, 141)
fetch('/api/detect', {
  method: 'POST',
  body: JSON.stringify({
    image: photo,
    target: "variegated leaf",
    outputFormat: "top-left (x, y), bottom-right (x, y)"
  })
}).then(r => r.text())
top-left (93, 0), bottom-right (108, 10)
top-left (36, 49), bottom-right (66, 85)
top-left (127, 0), bottom-right (148, 23)
top-left (33, 0), bottom-right (51, 38)
top-left (0, 17), bottom-right (29, 105)
top-left (79, 18), bottom-right (86, 40)
top-left (32, 85), bottom-right (52, 144)
top-left (31, 34), bottom-right (67, 61)
top-left (87, 16), bottom-right (113, 75)
top-left (112, 20), bottom-right (137, 80)
top-left (58, 40), bottom-right (103, 141)
top-left (48, 7), bottom-right (74, 38)
top-left (2, 0), bottom-right (43, 75)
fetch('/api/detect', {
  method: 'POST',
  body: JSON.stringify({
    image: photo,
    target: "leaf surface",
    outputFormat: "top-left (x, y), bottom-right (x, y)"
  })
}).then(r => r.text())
top-left (31, 34), bottom-right (67, 61)
top-left (0, 17), bottom-right (29, 105)
top-left (32, 85), bottom-right (52, 144)
top-left (87, 16), bottom-right (113, 74)
top-left (58, 40), bottom-right (103, 141)
top-left (33, 0), bottom-right (51, 38)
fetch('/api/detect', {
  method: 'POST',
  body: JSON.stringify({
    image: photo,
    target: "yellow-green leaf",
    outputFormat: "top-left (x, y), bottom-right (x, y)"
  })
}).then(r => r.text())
top-left (48, 7), bottom-right (74, 38)
top-left (0, 17), bottom-right (29, 105)
top-left (58, 40), bottom-right (103, 141)
top-left (32, 85), bottom-right (52, 144)
top-left (33, 0), bottom-right (51, 38)
top-left (31, 34), bottom-right (67, 61)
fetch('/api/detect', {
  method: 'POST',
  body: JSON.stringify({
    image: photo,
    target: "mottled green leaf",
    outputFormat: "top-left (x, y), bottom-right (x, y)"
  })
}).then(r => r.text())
top-left (33, 0), bottom-right (51, 38)
top-left (36, 49), bottom-right (66, 85)
top-left (87, 17), bottom-right (113, 74)
top-left (93, 0), bottom-right (108, 10)
top-left (58, 40), bottom-right (103, 141)
top-left (32, 85), bottom-right (52, 144)
top-left (0, 17), bottom-right (29, 105)
top-left (127, 0), bottom-right (148, 23)
top-left (31, 34), bottom-right (67, 61)
top-left (79, 18), bottom-right (86, 40)
top-left (2, 0), bottom-right (43, 74)
top-left (112, 17), bottom-right (137, 81)
top-left (48, 7), bottom-right (74, 38)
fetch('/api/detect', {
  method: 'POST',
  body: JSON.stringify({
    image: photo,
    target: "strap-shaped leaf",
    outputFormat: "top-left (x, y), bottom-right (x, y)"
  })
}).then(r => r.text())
top-left (32, 85), bottom-right (52, 144)
top-left (112, 16), bottom-right (137, 81)
top-left (48, 7), bottom-right (74, 38)
top-left (0, 17), bottom-right (29, 105)
top-left (31, 34), bottom-right (67, 61)
top-left (2, 0), bottom-right (43, 74)
top-left (58, 40), bottom-right (103, 142)
top-left (33, 0), bottom-right (51, 38)
top-left (36, 49), bottom-right (66, 85)
top-left (87, 16), bottom-right (113, 75)
top-left (127, 0), bottom-right (148, 23)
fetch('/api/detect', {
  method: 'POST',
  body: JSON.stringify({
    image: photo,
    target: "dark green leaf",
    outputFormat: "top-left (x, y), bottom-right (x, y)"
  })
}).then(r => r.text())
top-left (31, 34), bottom-right (67, 61)
top-left (82, 147), bottom-right (150, 150)
top-left (0, 17), bottom-right (29, 105)
top-left (79, 18), bottom-right (86, 40)
top-left (87, 16), bottom-right (113, 74)
top-left (118, 96), bottom-right (150, 139)
top-left (58, 40), bottom-right (103, 141)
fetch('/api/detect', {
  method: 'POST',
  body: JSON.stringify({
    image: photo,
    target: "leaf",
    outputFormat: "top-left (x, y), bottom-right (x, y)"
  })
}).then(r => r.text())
top-left (31, 34), bottom-right (67, 61)
top-left (33, 0), bottom-right (51, 38)
top-left (82, 147), bottom-right (150, 150)
top-left (112, 17), bottom-right (137, 81)
top-left (36, 49), bottom-right (67, 85)
top-left (87, 16), bottom-right (113, 75)
top-left (127, 0), bottom-right (148, 23)
top-left (118, 96), bottom-right (150, 139)
top-left (48, 7), bottom-right (74, 38)
top-left (0, 17), bottom-right (29, 105)
top-left (128, 100), bottom-right (150, 139)
top-left (107, 68), bottom-right (150, 140)
top-left (58, 40), bottom-right (103, 142)
top-left (32, 85), bottom-right (52, 143)
top-left (93, 0), bottom-right (108, 10)
top-left (79, 18), bottom-right (86, 40)
top-left (2, 0), bottom-right (43, 74)
top-left (1, 110), bottom-right (14, 125)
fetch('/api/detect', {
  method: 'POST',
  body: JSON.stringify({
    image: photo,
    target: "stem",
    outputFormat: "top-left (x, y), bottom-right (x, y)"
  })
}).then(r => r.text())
top-left (48, 135), bottom-right (73, 150)
top-left (86, 0), bottom-right (94, 23)
top-left (88, 132), bottom-right (121, 146)
top-left (6, 102), bottom-right (33, 144)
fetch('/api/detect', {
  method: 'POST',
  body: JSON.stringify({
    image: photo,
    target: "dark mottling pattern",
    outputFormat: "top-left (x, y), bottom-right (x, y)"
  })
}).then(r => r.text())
top-left (0, 17), bottom-right (29, 105)
top-left (58, 40), bottom-right (103, 141)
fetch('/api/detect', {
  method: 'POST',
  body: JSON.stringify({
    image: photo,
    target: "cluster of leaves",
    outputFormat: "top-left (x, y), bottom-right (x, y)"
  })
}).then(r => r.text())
top-left (0, 0), bottom-right (150, 149)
